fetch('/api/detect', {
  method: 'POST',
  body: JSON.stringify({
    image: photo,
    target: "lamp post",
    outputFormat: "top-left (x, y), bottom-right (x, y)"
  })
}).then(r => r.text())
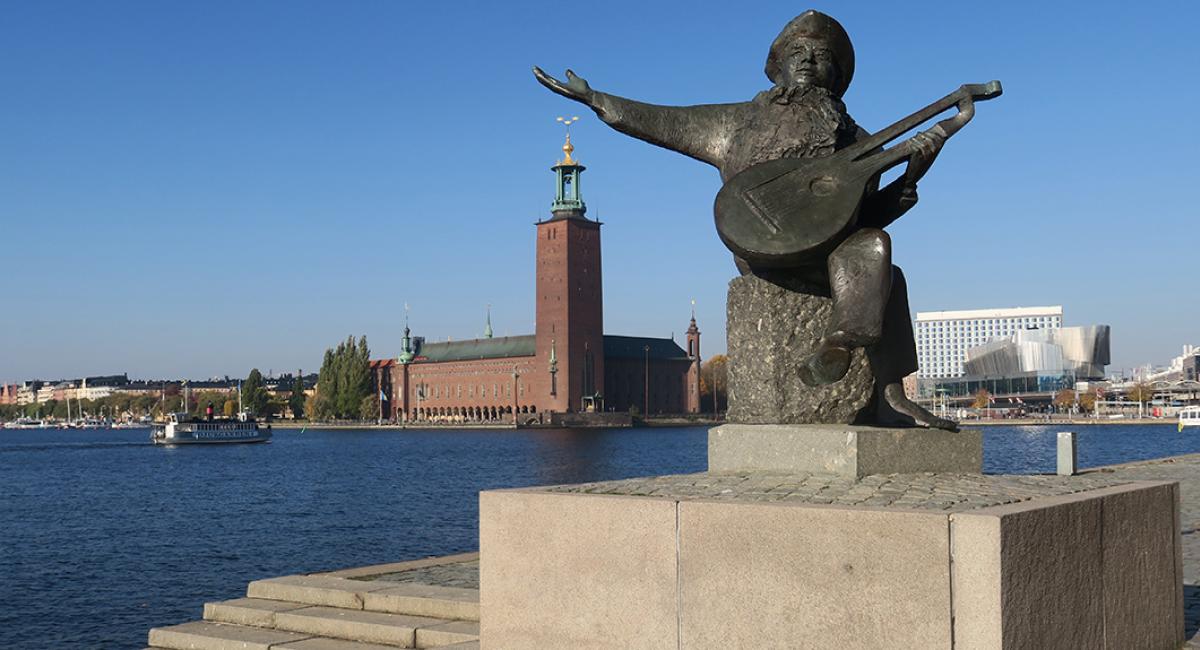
top-left (644, 345), bottom-right (650, 417)
top-left (512, 366), bottom-right (519, 426)
top-left (417, 383), bottom-right (425, 422)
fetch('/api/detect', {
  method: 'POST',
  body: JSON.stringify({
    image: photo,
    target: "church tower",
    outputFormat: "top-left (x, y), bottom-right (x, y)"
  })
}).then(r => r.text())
top-left (535, 126), bottom-right (604, 413)
top-left (686, 303), bottom-right (702, 414)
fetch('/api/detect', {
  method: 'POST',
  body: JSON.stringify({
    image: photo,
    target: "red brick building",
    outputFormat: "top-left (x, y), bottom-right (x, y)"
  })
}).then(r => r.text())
top-left (371, 136), bottom-right (701, 423)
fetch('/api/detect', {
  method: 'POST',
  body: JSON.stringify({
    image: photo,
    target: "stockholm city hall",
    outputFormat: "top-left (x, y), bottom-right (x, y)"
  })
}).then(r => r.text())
top-left (370, 131), bottom-right (702, 423)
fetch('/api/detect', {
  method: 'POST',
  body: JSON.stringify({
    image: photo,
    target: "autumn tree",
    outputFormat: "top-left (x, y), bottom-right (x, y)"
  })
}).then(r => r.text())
top-left (360, 394), bottom-right (380, 421)
top-left (1127, 383), bottom-right (1153, 405)
top-left (971, 388), bottom-right (991, 410)
top-left (1078, 389), bottom-right (1098, 413)
top-left (699, 354), bottom-right (729, 414)
top-left (1053, 389), bottom-right (1077, 410)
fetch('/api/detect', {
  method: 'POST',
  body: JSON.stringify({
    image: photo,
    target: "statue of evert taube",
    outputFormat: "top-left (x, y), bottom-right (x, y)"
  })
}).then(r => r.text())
top-left (536, 10), bottom-right (1000, 431)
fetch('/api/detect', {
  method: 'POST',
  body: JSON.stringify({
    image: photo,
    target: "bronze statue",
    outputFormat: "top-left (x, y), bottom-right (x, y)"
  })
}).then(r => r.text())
top-left (535, 10), bottom-right (1000, 431)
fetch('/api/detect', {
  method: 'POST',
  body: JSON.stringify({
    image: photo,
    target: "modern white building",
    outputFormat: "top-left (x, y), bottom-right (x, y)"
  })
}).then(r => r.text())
top-left (1136, 344), bottom-right (1200, 383)
top-left (914, 306), bottom-right (1063, 379)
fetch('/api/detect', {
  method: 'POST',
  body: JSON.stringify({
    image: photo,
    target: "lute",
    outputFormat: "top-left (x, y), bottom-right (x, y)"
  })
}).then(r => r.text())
top-left (713, 80), bottom-right (1002, 267)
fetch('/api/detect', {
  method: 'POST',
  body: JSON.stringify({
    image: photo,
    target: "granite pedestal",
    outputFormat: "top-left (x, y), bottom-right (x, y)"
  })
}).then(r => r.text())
top-left (480, 473), bottom-right (1182, 649)
top-left (710, 423), bottom-right (982, 477)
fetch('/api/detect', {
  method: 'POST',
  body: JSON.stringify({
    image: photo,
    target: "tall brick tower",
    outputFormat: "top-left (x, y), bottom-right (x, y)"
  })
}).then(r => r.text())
top-left (686, 303), bottom-right (702, 413)
top-left (535, 129), bottom-right (604, 413)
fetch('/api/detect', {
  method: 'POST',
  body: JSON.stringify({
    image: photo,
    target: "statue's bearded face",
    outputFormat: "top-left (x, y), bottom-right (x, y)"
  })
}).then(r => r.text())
top-left (779, 37), bottom-right (839, 92)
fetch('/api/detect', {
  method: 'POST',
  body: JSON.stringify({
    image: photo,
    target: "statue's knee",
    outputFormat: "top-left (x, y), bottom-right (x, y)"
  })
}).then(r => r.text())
top-left (834, 228), bottom-right (891, 264)
top-left (856, 228), bottom-right (891, 258)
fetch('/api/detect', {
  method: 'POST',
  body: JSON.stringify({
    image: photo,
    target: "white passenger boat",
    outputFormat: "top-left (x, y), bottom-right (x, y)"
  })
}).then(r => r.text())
top-left (110, 420), bottom-right (144, 429)
top-left (10, 417), bottom-right (52, 429)
top-left (151, 411), bottom-right (271, 445)
top-left (73, 417), bottom-right (108, 429)
top-left (1180, 406), bottom-right (1200, 432)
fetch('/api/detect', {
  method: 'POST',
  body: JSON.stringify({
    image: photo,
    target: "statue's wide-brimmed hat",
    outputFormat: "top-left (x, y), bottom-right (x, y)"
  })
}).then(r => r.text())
top-left (765, 10), bottom-right (855, 97)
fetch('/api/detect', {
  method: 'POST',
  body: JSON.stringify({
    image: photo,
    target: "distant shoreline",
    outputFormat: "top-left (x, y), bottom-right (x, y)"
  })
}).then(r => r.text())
top-left (960, 418), bottom-right (1178, 427)
top-left (262, 417), bottom-right (1175, 431)
top-left (266, 418), bottom-right (724, 431)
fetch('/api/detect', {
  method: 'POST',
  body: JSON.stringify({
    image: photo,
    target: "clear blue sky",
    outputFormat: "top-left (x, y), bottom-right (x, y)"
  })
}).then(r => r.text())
top-left (2, 1), bottom-right (1196, 382)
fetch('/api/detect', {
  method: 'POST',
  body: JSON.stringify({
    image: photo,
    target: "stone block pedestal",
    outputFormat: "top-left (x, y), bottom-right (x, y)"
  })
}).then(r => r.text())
top-left (709, 423), bottom-right (982, 477)
top-left (480, 474), bottom-right (1182, 649)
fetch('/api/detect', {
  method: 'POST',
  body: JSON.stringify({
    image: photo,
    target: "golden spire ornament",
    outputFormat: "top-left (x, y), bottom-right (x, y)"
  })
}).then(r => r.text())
top-left (556, 116), bottom-right (580, 164)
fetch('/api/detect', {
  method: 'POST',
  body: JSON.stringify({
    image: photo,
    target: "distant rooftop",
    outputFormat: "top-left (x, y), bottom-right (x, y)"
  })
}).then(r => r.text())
top-left (603, 335), bottom-right (689, 360)
top-left (371, 333), bottom-right (690, 365)
top-left (416, 335), bottom-right (537, 363)
top-left (915, 306), bottom-right (1063, 321)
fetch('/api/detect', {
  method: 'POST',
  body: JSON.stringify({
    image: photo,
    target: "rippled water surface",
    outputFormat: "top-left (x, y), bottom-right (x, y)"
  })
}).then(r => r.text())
top-left (0, 423), bottom-right (1191, 648)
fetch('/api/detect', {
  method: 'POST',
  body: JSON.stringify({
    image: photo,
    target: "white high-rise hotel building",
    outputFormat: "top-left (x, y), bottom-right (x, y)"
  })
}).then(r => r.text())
top-left (914, 306), bottom-right (1063, 379)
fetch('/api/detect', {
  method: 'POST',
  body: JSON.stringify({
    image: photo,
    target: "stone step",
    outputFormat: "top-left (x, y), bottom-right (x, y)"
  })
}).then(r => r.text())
top-left (204, 597), bottom-right (309, 627)
top-left (262, 637), bottom-right (420, 650)
top-left (247, 574), bottom-right (479, 622)
top-left (413, 620), bottom-right (479, 648)
top-left (271, 605), bottom-right (448, 647)
top-left (362, 583), bottom-right (480, 622)
top-left (150, 618), bottom-right (476, 650)
top-left (247, 574), bottom-right (388, 610)
top-left (204, 597), bottom-right (479, 648)
top-left (148, 620), bottom-right (310, 650)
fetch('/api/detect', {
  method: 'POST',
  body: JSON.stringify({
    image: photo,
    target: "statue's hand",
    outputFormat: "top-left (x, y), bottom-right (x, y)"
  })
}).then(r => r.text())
top-left (905, 128), bottom-right (946, 184)
top-left (533, 66), bottom-right (595, 105)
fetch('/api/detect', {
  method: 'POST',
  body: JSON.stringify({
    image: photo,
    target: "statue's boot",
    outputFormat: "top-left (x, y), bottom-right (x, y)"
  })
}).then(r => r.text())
top-left (877, 382), bottom-right (959, 432)
top-left (798, 341), bottom-right (852, 386)
top-left (798, 329), bottom-right (876, 386)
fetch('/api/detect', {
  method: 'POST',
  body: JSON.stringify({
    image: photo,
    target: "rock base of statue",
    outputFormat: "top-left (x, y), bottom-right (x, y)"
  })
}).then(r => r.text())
top-left (725, 273), bottom-right (875, 424)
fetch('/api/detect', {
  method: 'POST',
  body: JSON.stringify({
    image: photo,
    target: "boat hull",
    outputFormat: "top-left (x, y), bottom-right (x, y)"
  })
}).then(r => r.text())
top-left (151, 422), bottom-right (272, 445)
top-left (151, 435), bottom-right (271, 445)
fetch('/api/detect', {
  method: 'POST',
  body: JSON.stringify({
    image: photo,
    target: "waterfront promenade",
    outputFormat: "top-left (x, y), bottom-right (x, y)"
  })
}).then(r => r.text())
top-left (147, 451), bottom-right (1200, 648)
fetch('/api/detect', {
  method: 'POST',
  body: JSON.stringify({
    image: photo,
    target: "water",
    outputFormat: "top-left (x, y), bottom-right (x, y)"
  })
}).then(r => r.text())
top-left (0, 423), bottom-right (1191, 648)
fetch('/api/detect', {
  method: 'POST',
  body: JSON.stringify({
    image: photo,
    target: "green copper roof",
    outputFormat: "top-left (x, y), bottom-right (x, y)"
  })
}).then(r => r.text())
top-left (409, 334), bottom-right (688, 363)
top-left (603, 335), bottom-right (690, 360)
top-left (416, 335), bottom-right (536, 362)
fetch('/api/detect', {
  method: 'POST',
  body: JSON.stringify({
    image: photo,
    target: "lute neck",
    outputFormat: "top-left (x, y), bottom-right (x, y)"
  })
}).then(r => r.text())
top-left (841, 81), bottom-right (1002, 166)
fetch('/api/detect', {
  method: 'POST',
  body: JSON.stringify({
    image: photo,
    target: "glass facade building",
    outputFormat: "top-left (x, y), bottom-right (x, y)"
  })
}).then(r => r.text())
top-left (915, 323), bottom-right (1111, 400)
top-left (914, 306), bottom-right (1064, 379)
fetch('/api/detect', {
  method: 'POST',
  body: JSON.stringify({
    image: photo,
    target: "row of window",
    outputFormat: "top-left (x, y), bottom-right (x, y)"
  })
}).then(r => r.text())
top-left (414, 382), bottom-right (523, 400)
top-left (917, 316), bottom-right (1060, 331)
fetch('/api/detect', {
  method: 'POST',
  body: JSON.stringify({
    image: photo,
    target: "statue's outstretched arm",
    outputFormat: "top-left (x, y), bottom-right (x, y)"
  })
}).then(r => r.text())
top-left (534, 67), bottom-right (736, 169)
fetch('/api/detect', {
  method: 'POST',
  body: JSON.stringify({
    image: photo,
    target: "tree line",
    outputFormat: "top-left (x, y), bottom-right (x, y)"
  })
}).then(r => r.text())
top-left (309, 335), bottom-right (373, 421)
top-left (0, 368), bottom-right (308, 422)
